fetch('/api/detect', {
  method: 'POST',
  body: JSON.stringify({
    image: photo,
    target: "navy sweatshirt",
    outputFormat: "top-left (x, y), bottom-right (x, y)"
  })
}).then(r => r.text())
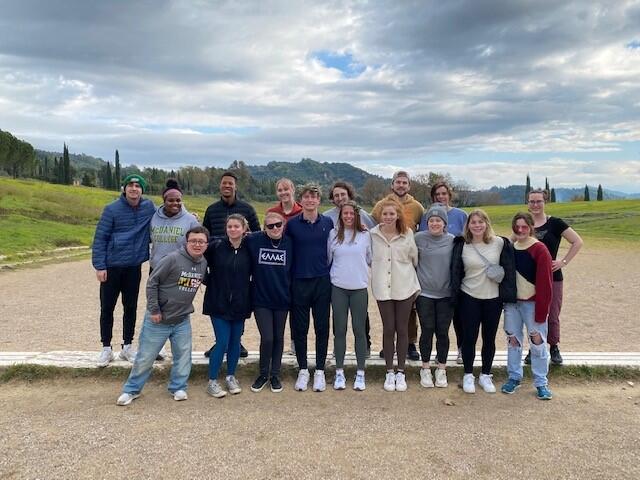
top-left (246, 232), bottom-right (292, 310)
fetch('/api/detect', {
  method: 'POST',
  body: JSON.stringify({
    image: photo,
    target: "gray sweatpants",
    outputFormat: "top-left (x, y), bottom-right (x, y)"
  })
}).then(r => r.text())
top-left (331, 285), bottom-right (368, 370)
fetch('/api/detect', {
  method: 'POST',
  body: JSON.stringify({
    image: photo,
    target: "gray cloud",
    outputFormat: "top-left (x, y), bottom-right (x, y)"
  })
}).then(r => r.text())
top-left (1, 0), bottom-right (639, 192)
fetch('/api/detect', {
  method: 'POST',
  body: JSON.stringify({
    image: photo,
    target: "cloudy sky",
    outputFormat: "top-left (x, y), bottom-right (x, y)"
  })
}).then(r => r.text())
top-left (1, 0), bottom-right (640, 192)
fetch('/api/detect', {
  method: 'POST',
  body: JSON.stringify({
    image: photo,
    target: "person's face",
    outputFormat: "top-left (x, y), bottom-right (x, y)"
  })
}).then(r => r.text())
top-left (124, 181), bottom-right (142, 203)
top-left (264, 216), bottom-right (284, 239)
top-left (381, 206), bottom-right (398, 226)
top-left (332, 187), bottom-right (350, 207)
top-left (428, 216), bottom-right (445, 235)
top-left (276, 182), bottom-right (293, 203)
top-left (226, 219), bottom-right (245, 241)
top-left (433, 186), bottom-right (451, 206)
top-left (301, 191), bottom-right (320, 212)
top-left (468, 214), bottom-right (487, 238)
top-left (186, 233), bottom-right (208, 257)
top-left (220, 176), bottom-right (237, 200)
top-left (341, 206), bottom-right (355, 227)
top-left (391, 176), bottom-right (410, 197)
top-left (527, 193), bottom-right (545, 214)
top-left (163, 191), bottom-right (182, 216)
top-left (513, 219), bottom-right (532, 241)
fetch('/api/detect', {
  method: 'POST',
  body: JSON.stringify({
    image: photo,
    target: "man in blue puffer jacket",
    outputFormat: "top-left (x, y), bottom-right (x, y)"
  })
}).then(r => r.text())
top-left (92, 174), bottom-right (155, 367)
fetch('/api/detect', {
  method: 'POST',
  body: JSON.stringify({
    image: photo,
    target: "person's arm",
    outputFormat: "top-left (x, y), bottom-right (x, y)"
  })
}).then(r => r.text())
top-left (534, 244), bottom-right (554, 323)
top-left (327, 230), bottom-right (335, 265)
top-left (92, 206), bottom-right (114, 282)
top-left (146, 254), bottom-right (175, 323)
top-left (553, 227), bottom-right (583, 272)
top-left (408, 232), bottom-right (419, 267)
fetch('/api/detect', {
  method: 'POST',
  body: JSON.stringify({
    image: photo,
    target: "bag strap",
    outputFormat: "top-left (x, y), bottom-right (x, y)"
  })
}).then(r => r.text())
top-left (471, 243), bottom-right (491, 267)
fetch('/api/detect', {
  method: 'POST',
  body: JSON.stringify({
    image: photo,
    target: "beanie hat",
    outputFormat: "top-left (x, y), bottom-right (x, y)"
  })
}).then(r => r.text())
top-left (122, 174), bottom-right (148, 193)
top-left (162, 178), bottom-right (183, 199)
top-left (426, 203), bottom-right (448, 226)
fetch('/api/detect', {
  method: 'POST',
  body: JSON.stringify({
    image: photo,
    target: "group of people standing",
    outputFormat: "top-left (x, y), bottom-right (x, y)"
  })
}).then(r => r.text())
top-left (91, 169), bottom-right (582, 406)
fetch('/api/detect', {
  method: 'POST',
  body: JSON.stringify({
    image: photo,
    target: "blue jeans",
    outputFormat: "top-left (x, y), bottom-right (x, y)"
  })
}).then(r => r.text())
top-left (122, 312), bottom-right (192, 394)
top-left (208, 316), bottom-right (245, 380)
top-left (504, 301), bottom-right (549, 387)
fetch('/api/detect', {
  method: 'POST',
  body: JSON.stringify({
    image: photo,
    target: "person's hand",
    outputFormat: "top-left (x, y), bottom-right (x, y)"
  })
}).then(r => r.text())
top-left (96, 270), bottom-right (107, 282)
top-left (551, 259), bottom-right (564, 272)
top-left (151, 313), bottom-right (162, 324)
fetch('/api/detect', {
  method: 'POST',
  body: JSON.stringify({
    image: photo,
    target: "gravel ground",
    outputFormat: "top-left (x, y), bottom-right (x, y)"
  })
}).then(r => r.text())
top-left (0, 244), bottom-right (639, 353)
top-left (1, 376), bottom-right (638, 479)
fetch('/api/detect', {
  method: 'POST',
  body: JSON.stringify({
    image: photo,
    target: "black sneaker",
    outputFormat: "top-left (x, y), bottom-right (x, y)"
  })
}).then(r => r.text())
top-left (251, 375), bottom-right (269, 393)
top-left (270, 376), bottom-right (283, 393)
top-left (550, 345), bottom-right (563, 365)
top-left (240, 344), bottom-right (249, 358)
top-left (204, 344), bottom-right (216, 358)
top-left (407, 343), bottom-right (420, 361)
top-left (524, 350), bottom-right (531, 365)
top-left (378, 349), bottom-right (384, 358)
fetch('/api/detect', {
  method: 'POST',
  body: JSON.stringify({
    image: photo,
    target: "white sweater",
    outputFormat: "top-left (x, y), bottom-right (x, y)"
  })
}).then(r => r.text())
top-left (327, 229), bottom-right (372, 290)
top-left (370, 226), bottom-right (421, 301)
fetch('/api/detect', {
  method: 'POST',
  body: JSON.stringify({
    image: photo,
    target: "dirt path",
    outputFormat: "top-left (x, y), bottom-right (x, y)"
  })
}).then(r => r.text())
top-left (1, 244), bottom-right (639, 353)
top-left (1, 376), bottom-right (638, 479)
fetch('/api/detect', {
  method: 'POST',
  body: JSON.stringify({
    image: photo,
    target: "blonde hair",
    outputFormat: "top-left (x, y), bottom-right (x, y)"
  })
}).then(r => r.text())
top-left (264, 211), bottom-right (284, 226)
top-left (378, 199), bottom-right (408, 234)
top-left (463, 209), bottom-right (496, 244)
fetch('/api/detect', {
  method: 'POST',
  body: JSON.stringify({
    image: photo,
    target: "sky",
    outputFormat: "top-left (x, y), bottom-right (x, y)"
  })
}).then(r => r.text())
top-left (1, 0), bottom-right (640, 193)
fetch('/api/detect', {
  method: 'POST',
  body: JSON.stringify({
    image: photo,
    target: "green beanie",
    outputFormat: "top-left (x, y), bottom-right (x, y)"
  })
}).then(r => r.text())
top-left (121, 174), bottom-right (148, 193)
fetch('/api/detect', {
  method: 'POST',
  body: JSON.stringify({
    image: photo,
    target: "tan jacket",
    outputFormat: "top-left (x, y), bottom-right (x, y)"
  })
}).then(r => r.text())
top-left (371, 193), bottom-right (424, 231)
top-left (370, 225), bottom-right (421, 301)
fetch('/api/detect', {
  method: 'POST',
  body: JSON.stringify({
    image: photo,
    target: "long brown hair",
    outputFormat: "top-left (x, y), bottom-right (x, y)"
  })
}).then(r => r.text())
top-left (463, 209), bottom-right (495, 244)
top-left (335, 201), bottom-right (366, 244)
top-left (378, 198), bottom-right (408, 234)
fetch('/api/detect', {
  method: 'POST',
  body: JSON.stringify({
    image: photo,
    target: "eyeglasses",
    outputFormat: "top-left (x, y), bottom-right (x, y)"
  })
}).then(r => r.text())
top-left (187, 239), bottom-right (207, 246)
top-left (265, 222), bottom-right (283, 230)
top-left (528, 200), bottom-right (544, 205)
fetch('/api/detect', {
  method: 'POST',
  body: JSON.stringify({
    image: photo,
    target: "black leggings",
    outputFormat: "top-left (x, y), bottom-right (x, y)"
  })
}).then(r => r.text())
top-left (254, 308), bottom-right (288, 377)
top-left (416, 296), bottom-right (453, 364)
top-left (99, 265), bottom-right (142, 347)
top-left (458, 292), bottom-right (503, 375)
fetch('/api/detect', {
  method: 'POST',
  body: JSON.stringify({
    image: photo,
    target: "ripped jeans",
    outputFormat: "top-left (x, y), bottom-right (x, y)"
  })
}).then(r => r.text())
top-left (504, 301), bottom-right (549, 387)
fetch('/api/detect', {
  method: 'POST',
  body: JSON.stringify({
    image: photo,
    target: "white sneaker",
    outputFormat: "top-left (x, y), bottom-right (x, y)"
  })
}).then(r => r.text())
top-left (420, 368), bottom-right (434, 388)
top-left (207, 380), bottom-right (227, 398)
top-left (313, 370), bottom-right (326, 392)
top-left (333, 370), bottom-right (346, 390)
top-left (435, 368), bottom-right (448, 388)
top-left (116, 392), bottom-right (139, 406)
top-left (384, 372), bottom-right (396, 392)
top-left (456, 349), bottom-right (463, 365)
top-left (353, 371), bottom-right (366, 391)
top-left (395, 371), bottom-right (407, 392)
top-left (295, 369), bottom-right (310, 391)
top-left (226, 376), bottom-right (242, 394)
top-left (463, 373), bottom-right (476, 393)
top-left (478, 374), bottom-right (496, 393)
top-left (119, 344), bottom-right (136, 363)
top-left (97, 347), bottom-right (114, 367)
top-left (173, 389), bottom-right (188, 401)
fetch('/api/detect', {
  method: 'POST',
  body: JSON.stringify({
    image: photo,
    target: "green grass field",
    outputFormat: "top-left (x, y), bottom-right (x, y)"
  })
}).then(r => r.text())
top-left (1, 177), bottom-right (638, 259)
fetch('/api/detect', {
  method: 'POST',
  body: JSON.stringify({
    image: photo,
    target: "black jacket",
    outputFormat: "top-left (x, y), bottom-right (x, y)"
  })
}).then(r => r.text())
top-left (450, 235), bottom-right (516, 306)
top-left (202, 237), bottom-right (252, 320)
top-left (202, 197), bottom-right (261, 237)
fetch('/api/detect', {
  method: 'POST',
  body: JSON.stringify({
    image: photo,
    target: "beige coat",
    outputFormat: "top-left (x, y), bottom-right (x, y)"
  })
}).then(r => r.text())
top-left (370, 225), bottom-right (421, 301)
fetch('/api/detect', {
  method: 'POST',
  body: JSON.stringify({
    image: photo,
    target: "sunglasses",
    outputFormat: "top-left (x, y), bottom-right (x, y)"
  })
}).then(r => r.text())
top-left (265, 222), bottom-right (283, 230)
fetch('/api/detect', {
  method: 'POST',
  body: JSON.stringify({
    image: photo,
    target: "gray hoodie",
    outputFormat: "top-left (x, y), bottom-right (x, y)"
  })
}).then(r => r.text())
top-left (146, 246), bottom-right (207, 324)
top-left (149, 205), bottom-right (200, 269)
top-left (414, 230), bottom-right (454, 298)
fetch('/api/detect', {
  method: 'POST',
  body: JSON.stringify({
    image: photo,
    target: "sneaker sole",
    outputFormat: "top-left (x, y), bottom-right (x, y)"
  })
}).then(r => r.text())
top-left (270, 386), bottom-right (284, 393)
top-left (173, 394), bottom-right (188, 401)
top-left (420, 382), bottom-right (434, 388)
top-left (116, 393), bottom-right (140, 406)
top-left (384, 386), bottom-right (396, 392)
top-left (251, 384), bottom-right (267, 393)
top-left (313, 387), bottom-right (326, 392)
top-left (537, 394), bottom-right (553, 400)
top-left (333, 385), bottom-right (346, 390)
top-left (207, 390), bottom-right (227, 398)
top-left (501, 384), bottom-right (521, 395)
top-left (228, 388), bottom-right (242, 395)
top-left (353, 385), bottom-right (366, 391)
top-left (435, 383), bottom-right (448, 388)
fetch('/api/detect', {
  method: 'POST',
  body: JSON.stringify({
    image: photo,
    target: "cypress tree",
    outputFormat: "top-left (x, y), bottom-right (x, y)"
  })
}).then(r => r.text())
top-left (114, 150), bottom-right (121, 186)
top-left (63, 143), bottom-right (71, 184)
top-left (545, 177), bottom-right (550, 194)
top-left (550, 188), bottom-right (556, 203)
top-left (524, 173), bottom-right (531, 203)
top-left (597, 184), bottom-right (603, 201)
top-left (584, 185), bottom-right (590, 201)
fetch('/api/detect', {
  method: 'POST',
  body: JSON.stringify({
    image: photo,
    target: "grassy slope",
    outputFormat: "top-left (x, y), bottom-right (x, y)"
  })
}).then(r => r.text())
top-left (1, 177), bottom-right (639, 258)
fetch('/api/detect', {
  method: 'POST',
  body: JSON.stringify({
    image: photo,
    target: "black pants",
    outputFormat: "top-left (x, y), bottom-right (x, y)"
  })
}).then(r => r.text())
top-left (416, 296), bottom-right (453, 364)
top-left (254, 307), bottom-right (288, 377)
top-left (99, 265), bottom-right (142, 347)
top-left (291, 275), bottom-right (331, 370)
top-left (452, 308), bottom-right (463, 349)
top-left (458, 291), bottom-right (503, 375)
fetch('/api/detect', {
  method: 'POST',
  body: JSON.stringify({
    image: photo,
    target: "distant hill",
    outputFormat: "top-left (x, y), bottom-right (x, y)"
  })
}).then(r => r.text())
top-left (247, 158), bottom-right (385, 191)
top-left (35, 149), bottom-right (107, 172)
top-left (486, 185), bottom-right (637, 204)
